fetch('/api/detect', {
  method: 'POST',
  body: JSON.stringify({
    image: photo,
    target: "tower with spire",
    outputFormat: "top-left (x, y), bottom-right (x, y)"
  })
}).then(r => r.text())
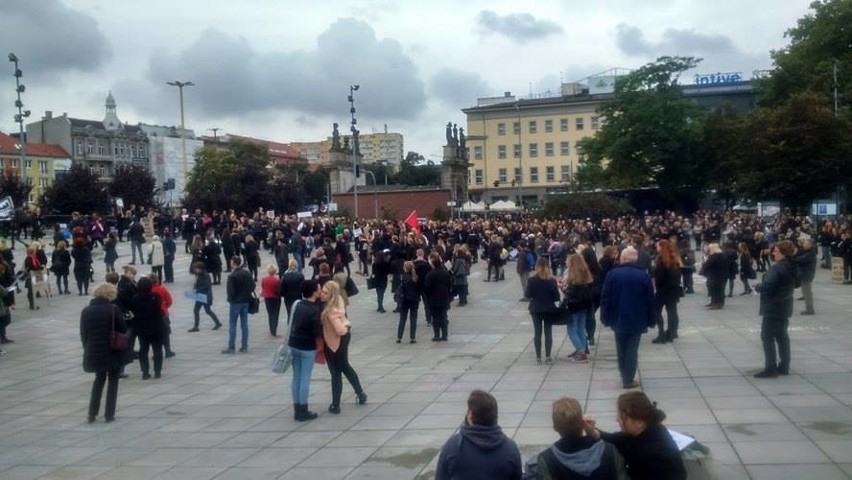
top-left (103, 91), bottom-right (121, 131)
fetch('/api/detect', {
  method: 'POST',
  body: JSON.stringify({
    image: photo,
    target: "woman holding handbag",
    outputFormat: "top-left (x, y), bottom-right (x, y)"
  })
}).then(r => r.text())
top-left (189, 262), bottom-right (221, 332)
top-left (320, 281), bottom-right (367, 414)
top-left (561, 254), bottom-right (594, 363)
top-left (80, 282), bottom-right (129, 423)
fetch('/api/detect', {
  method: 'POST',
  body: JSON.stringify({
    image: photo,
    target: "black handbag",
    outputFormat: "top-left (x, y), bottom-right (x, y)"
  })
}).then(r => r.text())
top-left (367, 277), bottom-right (376, 290)
top-left (548, 304), bottom-right (570, 325)
top-left (248, 292), bottom-right (260, 314)
top-left (110, 308), bottom-right (129, 351)
top-left (345, 276), bottom-right (359, 297)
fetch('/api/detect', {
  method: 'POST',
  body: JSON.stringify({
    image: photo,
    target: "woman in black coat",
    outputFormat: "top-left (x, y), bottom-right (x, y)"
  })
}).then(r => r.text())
top-left (371, 250), bottom-right (391, 313)
top-left (423, 252), bottom-right (453, 341)
top-left (280, 259), bottom-right (305, 322)
top-left (189, 262), bottom-right (221, 332)
top-left (699, 243), bottom-right (727, 309)
top-left (70, 239), bottom-right (93, 296)
top-left (130, 276), bottom-right (166, 380)
top-left (80, 282), bottom-right (129, 423)
top-left (524, 258), bottom-right (560, 364)
top-left (396, 261), bottom-right (419, 343)
top-left (51, 240), bottom-right (72, 295)
top-left (203, 238), bottom-right (223, 285)
top-left (652, 240), bottom-right (683, 344)
top-left (244, 234), bottom-right (260, 281)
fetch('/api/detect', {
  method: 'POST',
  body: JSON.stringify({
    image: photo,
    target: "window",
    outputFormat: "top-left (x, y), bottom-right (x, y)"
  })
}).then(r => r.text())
top-left (530, 167), bottom-right (539, 183)
top-left (546, 166), bottom-right (555, 182)
top-left (545, 119), bottom-right (553, 133)
top-left (560, 141), bottom-right (570, 156)
top-left (575, 144), bottom-right (585, 156)
top-left (38, 161), bottom-right (47, 174)
top-left (560, 118), bottom-right (569, 132)
top-left (498, 168), bottom-right (507, 183)
top-left (514, 167), bottom-right (522, 183)
top-left (513, 144), bottom-right (521, 159)
top-left (545, 142), bottom-right (554, 157)
top-left (576, 117), bottom-right (584, 130)
top-left (528, 120), bottom-right (537, 134)
top-left (11, 159), bottom-right (18, 169)
top-left (39, 178), bottom-right (48, 188)
top-left (24, 160), bottom-right (31, 169)
top-left (76, 140), bottom-right (84, 156)
top-left (119, 144), bottom-right (125, 156)
top-left (113, 144), bottom-right (119, 155)
top-left (475, 169), bottom-right (483, 185)
top-left (139, 145), bottom-right (146, 158)
top-left (561, 165), bottom-right (571, 182)
top-left (497, 123), bottom-right (506, 136)
top-left (474, 146), bottom-right (483, 160)
top-left (529, 143), bottom-right (538, 158)
top-left (591, 116), bottom-right (600, 130)
top-left (98, 142), bottom-right (105, 155)
top-left (513, 122), bottom-right (520, 135)
top-left (498, 145), bottom-right (507, 159)
top-left (86, 140), bottom-right (93, 154)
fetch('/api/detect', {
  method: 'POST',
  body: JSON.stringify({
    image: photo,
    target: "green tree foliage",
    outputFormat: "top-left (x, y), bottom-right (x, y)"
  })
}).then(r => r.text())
top-left (578, 57), bottom-right (706, 208)
top-left (538, 193), bottom-right (633, 219)
top-left (362, 162), bottom-right (398, 186)
top-left (701, 105), bottom-right (747, 209)
top-left (184, 146), bottom-right (239, 211)
top-left (397, 151), bottom-right (441, 186)
top-left (0, 168), bottom-right (32, 209)
top-left (109, 163), bottom-right (156, 209)
top-left (760, 0), bottom-right (852, 114)
top-left (40, 163), bottom-right (110, 214)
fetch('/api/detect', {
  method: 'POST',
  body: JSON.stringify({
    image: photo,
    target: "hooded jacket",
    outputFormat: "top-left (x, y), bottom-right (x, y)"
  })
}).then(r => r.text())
top-left (523, 436), bottom-right (627, 480)
top-left (436, 423), bottom-right (522, 480)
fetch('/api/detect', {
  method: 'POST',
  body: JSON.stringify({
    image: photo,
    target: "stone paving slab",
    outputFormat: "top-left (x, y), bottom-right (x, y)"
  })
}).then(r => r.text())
top-left (1, 241), bottom-right (852, 479)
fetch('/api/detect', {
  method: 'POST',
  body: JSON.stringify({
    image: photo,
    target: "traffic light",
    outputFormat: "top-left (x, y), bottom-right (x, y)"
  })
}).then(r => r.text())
top-left (355, 165), bottom-right (360, 178)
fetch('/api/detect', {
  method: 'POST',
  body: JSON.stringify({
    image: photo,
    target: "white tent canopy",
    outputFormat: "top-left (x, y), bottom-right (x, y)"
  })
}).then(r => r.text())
top-left (489, 200), bottom-right (519, 211)
top-left (460, 201), bottom-right (486, 212)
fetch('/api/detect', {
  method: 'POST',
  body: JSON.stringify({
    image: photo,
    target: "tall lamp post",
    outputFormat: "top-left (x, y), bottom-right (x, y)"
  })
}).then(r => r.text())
top-left (8, 53), bottom-right (30, 188)
top-left (166, 81), bottom-right (194, 188)
top-left (348, 84), bottom-right (360, 219)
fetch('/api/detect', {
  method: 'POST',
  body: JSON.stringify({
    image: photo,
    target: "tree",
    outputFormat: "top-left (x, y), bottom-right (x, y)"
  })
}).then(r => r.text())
top-left (109, 163), bottom-right (156, 209)
top-left (362, 162), bottom-right (398, 186)
top-left (701, 105), bottom-right (748, 209)
top-left (40, 163), bottom-right (110, 214)
top-left (578, 56), bottom-right (706, 208)
top-left (538, 193), bottom-right (632, 219)
top-left (184, 146), bottom-right (240, 211)
top-left (397, 151), bottom-right (441, 186)
top-left (0, 168), bottom-right (32, 209)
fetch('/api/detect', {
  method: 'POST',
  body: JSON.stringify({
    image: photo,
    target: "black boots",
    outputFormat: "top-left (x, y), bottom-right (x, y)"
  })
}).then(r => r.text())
top-left (293, 403), bottom-right (318, 422)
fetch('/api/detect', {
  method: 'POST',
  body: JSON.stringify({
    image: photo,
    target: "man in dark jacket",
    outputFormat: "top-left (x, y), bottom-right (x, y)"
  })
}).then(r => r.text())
top-left (754, 240), bottom-right (798, 378)
top-left (436, 389), bottom-right (522, 480)
top-left (423, 252), bottom-right (453, 341)
top-left (222, 256), bottom-right (256, 354)
top-left (793, 237), bottom-right (817, 315)
top-left (413, 249), bottom-right (433, 325)
top-left (127, 219), bottom-right (145, 265)
top-left (600, 247), bottom-right (656, 389)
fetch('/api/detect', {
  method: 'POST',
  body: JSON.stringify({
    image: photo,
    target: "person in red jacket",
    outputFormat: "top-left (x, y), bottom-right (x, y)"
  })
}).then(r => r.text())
top-left (261, 264), bottom-right (282, 336)
top-left (149, 273), bottom-right (175, 358)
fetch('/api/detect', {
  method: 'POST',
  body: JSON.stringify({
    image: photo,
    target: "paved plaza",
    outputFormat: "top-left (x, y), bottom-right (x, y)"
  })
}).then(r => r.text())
top-left (1, 241), bottom-right (852, 479)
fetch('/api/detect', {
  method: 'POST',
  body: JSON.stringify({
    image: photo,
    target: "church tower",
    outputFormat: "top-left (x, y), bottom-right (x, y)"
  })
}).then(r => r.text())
top-left (103, 91), bottom-right (121, 131)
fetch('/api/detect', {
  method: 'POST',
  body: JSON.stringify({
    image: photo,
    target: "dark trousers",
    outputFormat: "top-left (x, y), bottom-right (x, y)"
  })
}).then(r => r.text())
top-left (284, 297), bottom-right (296, 323)
top-left (421, 293), bottom-right (432, 325)
top-left (325, 332), bottom-right (364, 407)
top-left (164, 257), bottom-right (174, 283)
top-left (681, 269), bottom-right (694, 293)
top-left (265, 297), bottom-right (281, 335)
top-left (193, 302), bottom-right (220, 328)
top-left (740, 275), bottom-right (752, 293)
top-left (55, 273), bottom-right (69, 293)
top-left (656, 297), bottom-right (679, 339)
top-left (376, 286), bottom-right (387, 311)
top-left (708, 281), bottom-right (725, 306)
top-left (614, 332), bottom-right (642, 384)
top-left (398, 300), bottom-right (418, 340)
top-left (586, 306), bottom-right (598, 343)
top-left (138, 335), bottom-right (163, 376)
top-left (74, 269), bottom-right (90, 295)
top-left (431, 305), bottom-right (449, 339)
top-left (531, 313), bottom-right (553, 359)
top-left (761, 316), bottom-right (790, 373)
top-left (727, 277), bottom-right (735, 296)
top-left (88, 368), bottom-right (120, 419)
top-left (151, 266), bottom-right (163, 283)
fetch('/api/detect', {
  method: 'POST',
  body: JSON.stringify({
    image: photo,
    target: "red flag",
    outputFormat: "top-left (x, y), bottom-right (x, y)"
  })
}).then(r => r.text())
top-left (404, 210), bottom-right (420, 235)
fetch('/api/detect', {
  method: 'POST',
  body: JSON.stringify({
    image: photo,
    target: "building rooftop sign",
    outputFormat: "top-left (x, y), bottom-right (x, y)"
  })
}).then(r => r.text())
top-left (694, 72), bottom-right (743, 86)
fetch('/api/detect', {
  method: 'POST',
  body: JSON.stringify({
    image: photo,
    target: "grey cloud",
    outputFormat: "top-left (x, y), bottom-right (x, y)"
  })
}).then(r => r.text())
top-left (429, 68), bottom-right (489, 107)
top-left (476, 10), bottom-right (563, 43)
top-left (118, 19), bottom-right (426, 122)
top-left (0, 0), bottom-right (111, 77)
top-left (616, 23), bottom-right (736, 57)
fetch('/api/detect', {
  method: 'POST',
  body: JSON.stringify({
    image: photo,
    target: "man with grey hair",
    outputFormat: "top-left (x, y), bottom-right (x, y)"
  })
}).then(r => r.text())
top-left (600, 246), bottom-right (656, 389)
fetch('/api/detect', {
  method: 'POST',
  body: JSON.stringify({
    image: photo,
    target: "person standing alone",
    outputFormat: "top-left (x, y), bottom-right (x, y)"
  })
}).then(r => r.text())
top-left (222, 256), bottom-right (255, 354)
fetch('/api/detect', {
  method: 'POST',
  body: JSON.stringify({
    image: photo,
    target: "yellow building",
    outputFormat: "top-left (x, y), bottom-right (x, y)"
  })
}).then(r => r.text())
top-left (358, 130), bottom-right (404, 170)
top-left (0, 131), bottom-right (71, 205)
top-left (462, 90), bottom-right (606, 207)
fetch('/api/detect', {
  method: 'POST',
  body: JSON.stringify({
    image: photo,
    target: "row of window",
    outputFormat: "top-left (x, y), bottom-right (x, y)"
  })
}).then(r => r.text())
top-left (496, 117), bottom-right (599, 136)
top-left (75, 139), bottom-right (147, 158)
top-left (4, 160), bottom-right (51, 174)
top-left (471, 165), bottom-right (572, 185)
top-left (474, 142), bottom-right (584, 160)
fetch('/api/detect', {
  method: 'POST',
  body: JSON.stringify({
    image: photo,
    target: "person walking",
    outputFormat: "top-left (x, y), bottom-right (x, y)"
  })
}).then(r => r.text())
top-left (51, 240), bottom-right (71, 295)
top-left (424, 252), bottom-right (453, 342)
top-left (189, 262), bottom-right (221, 332)
top-left (371, 250), bottom-right (391, 313)
top-left (754, 240), bottom-right (798, 378)
top-left (130, 276), bottom-right (166, 380)
top-left (580, 245), bottom-right (601, 347)
top-left (203, 237), bottom-right (223, 285)
top-left (600, 247), bottom-right (656, 389)
top-left (222, 256), bottom-right (255, 354)
top-left (525, 258), bottom-right (559, 364)
top-left (396, 261), bottom-right (419, 343)
top-left (450, 245), bottom-right (470, 306)
top-left (738, 242), bottom-right (757, 295)
top-left (320, 281), bottom-right (367, 414)
top-left (162, 231), bottom-right (176, 284)
top-left (652, 239), bottom-right (683, 344)
top-left (261, 264), bottom-right (282, 336)
top-left (280, 259), bottom-right (304, 321)
top-left (103, 232), bottom-right (118, 274)
top-left (561, 254), bottom-right (594, 362)
top-left (80, 282), bottom-right (130, 423)
top-left (128, 218), bottom-right (145, 265)
top-left (288, 279), bottom-right (322, 421)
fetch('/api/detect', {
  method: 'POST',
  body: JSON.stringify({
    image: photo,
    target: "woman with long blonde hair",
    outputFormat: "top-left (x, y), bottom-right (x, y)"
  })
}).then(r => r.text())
top-left (525, 258), bottom-right (560, 364)
top-left (562, 254), bottom-right (594, 363)
top-left (320, 281), bottom-right (367, 414)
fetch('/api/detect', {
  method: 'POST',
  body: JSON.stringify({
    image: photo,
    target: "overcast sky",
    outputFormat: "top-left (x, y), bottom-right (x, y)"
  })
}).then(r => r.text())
top-left (1, 0), bottom-right (813, 159)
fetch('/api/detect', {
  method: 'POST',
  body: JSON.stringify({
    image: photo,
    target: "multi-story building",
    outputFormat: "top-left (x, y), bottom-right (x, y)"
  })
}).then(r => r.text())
top-left (358, 129), bottom-right (404, 170)
top-left (0, 131), bottom-right (72, 204)
top-left (289, 140), bottom-right (331, 166)
top-left (140, 124), bottom-right (203, 205)
top-left (26, 92), bottom-right (149, 179)
top-left (463, 74), bottom-right (757, 207)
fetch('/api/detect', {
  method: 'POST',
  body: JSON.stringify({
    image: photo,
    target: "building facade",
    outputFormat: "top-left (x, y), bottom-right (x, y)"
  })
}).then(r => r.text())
top-left (358, 130), bottom-right (404, 170)
top-left (0, 131), bottom-right (71, 205)
top-left (26, 92), bottom-right (149, 180)
top-left (290, 140), bottom-right (331, 166)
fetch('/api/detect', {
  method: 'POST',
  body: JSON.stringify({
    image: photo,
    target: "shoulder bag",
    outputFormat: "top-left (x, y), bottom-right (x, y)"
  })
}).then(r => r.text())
top-left (110, 307), bottom-right (129, 351)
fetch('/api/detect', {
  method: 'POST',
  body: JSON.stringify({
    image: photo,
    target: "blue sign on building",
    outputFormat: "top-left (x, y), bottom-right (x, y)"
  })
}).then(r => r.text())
top-left (694, 72), bottom-right (743, 86)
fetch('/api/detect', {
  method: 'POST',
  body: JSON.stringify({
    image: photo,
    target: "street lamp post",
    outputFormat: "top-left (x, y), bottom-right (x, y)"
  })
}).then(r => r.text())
top-left (363, 170), bottom-right (378, 219)
top-left (166, 81), bottom-right (194, 188)
top-left (348, 85), bottom-right (360, 219)
top-left (8, 53), bottom-right (30, 188)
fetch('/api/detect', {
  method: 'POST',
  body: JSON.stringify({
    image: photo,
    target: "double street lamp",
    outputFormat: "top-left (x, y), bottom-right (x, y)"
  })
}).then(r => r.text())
top-left (348, 84), bottom-right (360, 219)
top-left (8, 53), bottom-right (30, 187)
top-left (166, 80), bottom-right (194, 187)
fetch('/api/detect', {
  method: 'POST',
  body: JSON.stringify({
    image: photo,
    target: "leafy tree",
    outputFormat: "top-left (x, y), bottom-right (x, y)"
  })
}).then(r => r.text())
top-left (362, 162), bottom-right (398, 186)
top-left (0, 168), bottom-right (32, 209)
top-left (760, 0), bottom-right (852, 115)
top-left (397, 151), bottom-right (441, 186)
top-left (578, 56), bottom-right (706, 208)
top-left (184, 146), bottom-right (240, 211)
top-left (701, 105), bottom-right (748, 209)
top-left (40, 163), bottom-right (110, 214)
top-left (109, 163), bottom-right (156, 209)
top-left (539, 193), bottom-right (632, 219)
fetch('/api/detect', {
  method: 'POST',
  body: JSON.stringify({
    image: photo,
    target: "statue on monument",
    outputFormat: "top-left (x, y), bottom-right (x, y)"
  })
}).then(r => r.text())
top-left (331, 123), bottom-right (342, 151)
top-left (459, 127), bottom-right (466, 149)
top-left (452, 123), bottom-right (459, 146)
top-left (343, 136), bottom-right (350, 153)
top-left (445, 122), bottom-right (453, 146)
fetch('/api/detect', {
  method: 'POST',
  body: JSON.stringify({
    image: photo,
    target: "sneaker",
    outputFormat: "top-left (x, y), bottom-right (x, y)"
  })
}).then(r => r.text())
top-left (753, 370), bottom-right (778, 379)
top-left (572, 353), bottom-right (588, 363)
top-left (187, 328), bottom-right (200, 333)
top-left (221, 349), bottom-right (235, 355)
top-left (622, 380), bottom-right (641, 389)
top-left (545, 357), bottom-right (553, 364)
top-left (238, 347), bottom-right (248, 353)
top-left (165, 351), bottom-right (176, 358)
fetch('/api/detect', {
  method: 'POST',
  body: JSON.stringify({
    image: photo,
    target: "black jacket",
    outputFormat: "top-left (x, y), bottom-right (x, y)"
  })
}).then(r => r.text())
top-left (653, 264), bottom-right (681, 303)
top-left (600, 423), bottom-right (686, 480)
top-left (194, 270), bottom-right (214, 305)
top-left (759, 258), bottom-right (797, 319)
top-left (227, 266), bottom-right (256, 304)
top-left (80, 298), bottom-right (128, 373)
top-left (413, 259), bottom-right (432, 293)
top-left (372, 259), bottom-right (391, 289)
top-left (524, 436), bottom-right (625, 480)
top-left (130, 292), bottom-right (165, 338)
top-left (526, 275), bottom-right (560, 314)
top-left (70, 246), bottom-right (92, 272)
top-left (280, 270), bottom-right (305, 303)
top-left (398, 273), bottom-right (419, 304)
top-left (423, 265), bottom-right (453, 307)
top-left (793, 248), bottom-right (817, 283)
top-left (699, 253), bottom-right (727, 286)
top-left (288, 299), bottom-right (321, 351)
top-left (436, 423), bottom-right (522, 480)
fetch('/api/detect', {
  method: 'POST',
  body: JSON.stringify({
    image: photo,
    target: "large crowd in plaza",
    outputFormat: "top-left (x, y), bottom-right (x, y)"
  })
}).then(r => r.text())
top-left (2, 205), bottom-right (850, 479)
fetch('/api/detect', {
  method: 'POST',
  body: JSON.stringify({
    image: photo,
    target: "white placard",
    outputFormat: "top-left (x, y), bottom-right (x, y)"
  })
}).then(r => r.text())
top-left (297, 211), bottom-right (313, 219)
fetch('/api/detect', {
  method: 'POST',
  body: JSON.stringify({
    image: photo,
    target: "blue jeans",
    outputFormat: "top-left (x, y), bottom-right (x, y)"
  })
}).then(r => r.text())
top-left (567, 311), bottom-right (588, 352)
top-left (290, 347), bottom-right (315, 403)
top-left (227, 303), bottom-right (249, 351)
top-left (614, 332), bottom-right (642, 385)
